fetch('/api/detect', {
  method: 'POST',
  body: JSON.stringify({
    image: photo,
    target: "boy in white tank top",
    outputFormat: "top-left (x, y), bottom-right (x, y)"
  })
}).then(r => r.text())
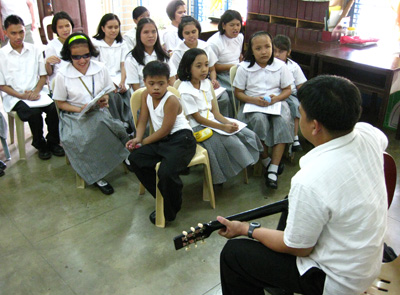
top-left (126, 60), bottom-right (196, 225)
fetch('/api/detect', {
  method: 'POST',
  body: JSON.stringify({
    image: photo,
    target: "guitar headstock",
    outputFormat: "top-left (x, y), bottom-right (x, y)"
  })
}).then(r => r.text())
top-left (173, 222), bottom-right (214, 250)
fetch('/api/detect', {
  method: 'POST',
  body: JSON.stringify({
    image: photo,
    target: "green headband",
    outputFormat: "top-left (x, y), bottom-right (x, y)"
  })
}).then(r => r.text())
top-left (68, 35), bottom-right (88, 44)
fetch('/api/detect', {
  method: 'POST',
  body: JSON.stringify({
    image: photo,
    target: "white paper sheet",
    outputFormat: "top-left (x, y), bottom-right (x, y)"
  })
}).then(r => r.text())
top-left (203, 118), bottom-right (247, 136)
top-left (213, 86), bottom-right (226, 99)
top-left (243, 101), bottom-right (282, 115)
top-left (77, 86), bottom-right (113, 119)
top-left (23, 90), bottom-right (53, 108)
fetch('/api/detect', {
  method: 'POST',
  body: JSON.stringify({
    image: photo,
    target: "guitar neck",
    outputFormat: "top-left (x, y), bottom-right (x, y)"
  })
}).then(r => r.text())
top-left (174, 198), bottom-right (288, 250)
top-left (207, 198), bottom-right (288, 232)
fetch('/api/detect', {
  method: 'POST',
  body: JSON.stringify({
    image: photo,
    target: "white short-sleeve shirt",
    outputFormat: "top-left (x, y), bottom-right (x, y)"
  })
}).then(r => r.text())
top-left (125, 51), bottom-right (176, 87)
top-left (178, 79), bottom-right (215, 128)
top-left (233, 59), bottom-right (293, 99)
top-left (162, 24), bottom-right (180, 52)
top-left (44, 38), bottom-right (69, 83)
top-left (170, 39), bottom-right (218, 72)
top-left (53, 60), bottom-right (115, 108)
top-left (284, 123), bottom-right (388, 295)
top-left (123, 27), bottom-right (136, 51)
top-left (0, 42), bottom-right (47, 112)
top-left (1, 0), bottom-right (32, 26)
top-left (207, 32), bottom-right (243, 65)
top-left (286, 58), bottom-right (307, 95)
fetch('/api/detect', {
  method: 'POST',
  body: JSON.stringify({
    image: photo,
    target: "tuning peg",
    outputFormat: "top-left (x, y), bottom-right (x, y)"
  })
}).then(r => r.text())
top-left (190, 227), bottom-right (195, 232)
top-left (198, 223), bottom-right (203, 228)
top-left (185, 246), bottom-right (190, 251)
top-left (182, 230), bottom-right (188, 236)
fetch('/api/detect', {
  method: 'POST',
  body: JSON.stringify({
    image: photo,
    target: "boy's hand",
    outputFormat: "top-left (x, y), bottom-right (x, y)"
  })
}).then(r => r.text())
top-left (217, 216), bottom-right (249, 239)
top-left (126, 138), bottom-right (142, 151)
top-left (97, 94), bottom-right (109, 108)
top-left (118, 83), bottom-right (127, 93)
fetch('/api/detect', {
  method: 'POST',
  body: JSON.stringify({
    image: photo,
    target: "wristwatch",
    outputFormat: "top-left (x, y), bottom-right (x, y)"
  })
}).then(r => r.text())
top-left (248, 222), bottom-right (261, 239)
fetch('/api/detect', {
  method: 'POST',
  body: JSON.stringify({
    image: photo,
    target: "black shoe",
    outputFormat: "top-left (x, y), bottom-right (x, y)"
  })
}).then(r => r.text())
top-left (265, 171), bottom-right (278, 189)
top-left (291, 141), bottom-right (303, 152)
top-left (149, 210), bottom-right (156, 225)
top-left (264, 163), bottom-right (285, 179)
top-left (0, 169), bottom-right (4, 177)
top-left (49, 143), bottom-right (65, 157)
top-left (0, 160), bottom-right (6, 170)
top-left (94, 180), bottom-right (114, 195)
top-left (38, 146), bottom-right (52, 160)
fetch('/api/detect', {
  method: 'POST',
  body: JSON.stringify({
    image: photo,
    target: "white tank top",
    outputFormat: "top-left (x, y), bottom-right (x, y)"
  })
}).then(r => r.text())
top-left (147, 91), bottom-right (192, 134)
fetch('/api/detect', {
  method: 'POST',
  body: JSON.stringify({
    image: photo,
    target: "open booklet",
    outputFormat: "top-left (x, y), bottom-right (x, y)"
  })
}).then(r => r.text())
top-left (77, 85), bottom-right (114, 119)
top-left (243, 101), bottom-right (282, 115)
top-left (202, 118), bottom-right (247, 136)
top-left (213, 86), bottom-right (226, 99)
top-left (23, 90), bottom-right (53, 108)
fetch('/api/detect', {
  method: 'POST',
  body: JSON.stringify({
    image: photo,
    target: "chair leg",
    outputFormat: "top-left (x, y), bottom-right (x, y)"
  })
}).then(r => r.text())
top-left (15, 116), bottom-right (26, 160)
top-left (8, 114), bottom-right (15, 144)
top-left (139, 183), bottom-right (145, 195)
top-left (202, 152), bottom-right (216, 209)
top-left (253, 159), bottom-right (263, 176)
top-left (155, 162), bottom-right (165, 228)
top-left (243, 167), bottom-right (249, 184)
top-left (76, 173), bottom-right (85, 189)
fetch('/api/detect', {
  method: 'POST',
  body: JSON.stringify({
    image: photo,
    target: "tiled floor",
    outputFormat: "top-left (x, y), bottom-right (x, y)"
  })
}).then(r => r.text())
top-left (0, 110), bottom-right (399, 295)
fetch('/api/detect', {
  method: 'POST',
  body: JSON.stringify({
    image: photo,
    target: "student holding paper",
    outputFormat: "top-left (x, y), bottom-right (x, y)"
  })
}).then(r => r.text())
top-left (0, 15), bottom-right (64, 160)
top-left (53, 32), bottom-right (130, 195)
top-left (177, 48), bottom-right (262, 185)
top-left (233, 31), bottom-right (294, 189)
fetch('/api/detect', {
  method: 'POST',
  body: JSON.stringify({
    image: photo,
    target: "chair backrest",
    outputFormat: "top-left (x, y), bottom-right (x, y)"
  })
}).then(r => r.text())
top-left (229, 65), bottom-right (239, 113)
top-left (384, 152), bottom-right (397, 208)
top-left (42, 15), bottom-right (54, 44)
top-left (130, 86), bottom-right (181, 130)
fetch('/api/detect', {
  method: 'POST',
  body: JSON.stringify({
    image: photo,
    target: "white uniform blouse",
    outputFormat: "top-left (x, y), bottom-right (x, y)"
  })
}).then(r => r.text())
top-left (207, 32), bottom-right (243, 65)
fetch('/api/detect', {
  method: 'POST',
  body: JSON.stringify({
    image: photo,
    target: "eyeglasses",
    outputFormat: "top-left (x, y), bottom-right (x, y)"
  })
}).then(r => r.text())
top-left (71, 53), bottom-right (91, 60)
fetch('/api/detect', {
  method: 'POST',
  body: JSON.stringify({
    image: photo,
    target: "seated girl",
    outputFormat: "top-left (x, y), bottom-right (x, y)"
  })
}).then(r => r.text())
top-left (162, 0), bottom-right (186, 53)
top-left (123, 6), bottom-right (150, 50)
top-left (53, 33), bottom-right (130, 195)
top-left (170, 16), bottom-right (232, 117)
top-left (177, 48), bottom-right (262, 185)
top-left (233, 31), bottom-right (294, 189)
top-left (125, 18), bottom-right (176, 91)
top-left (92, 13), bottom-right (135, 135)
top-left (44, 11), bottom-right (74, 83)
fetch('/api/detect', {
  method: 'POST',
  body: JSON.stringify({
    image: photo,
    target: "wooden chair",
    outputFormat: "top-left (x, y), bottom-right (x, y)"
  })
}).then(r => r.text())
top-left (130, 86), bottom-right (215, 228)
top-left (0, 92), bottom-right (27, 160)
top-left (362, 152), bottom-right (398, 294)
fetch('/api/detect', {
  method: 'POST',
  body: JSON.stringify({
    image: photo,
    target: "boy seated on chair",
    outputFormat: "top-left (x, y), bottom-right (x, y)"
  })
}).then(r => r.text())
top-left (217, 75), bottom-right (388, 295)
top-left (0, 15), bottom-right (63, 160)
top-left (126, 60), bottom-right (196, 225)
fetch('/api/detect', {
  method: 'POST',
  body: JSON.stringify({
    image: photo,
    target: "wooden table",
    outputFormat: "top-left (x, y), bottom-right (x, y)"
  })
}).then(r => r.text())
top-left (316, 44), bottom-right (400, 138)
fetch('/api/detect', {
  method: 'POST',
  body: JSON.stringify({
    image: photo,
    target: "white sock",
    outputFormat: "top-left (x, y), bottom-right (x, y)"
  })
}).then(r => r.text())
top-left (125, 158), bottom-right (131, 165)
top-left (294, 135), bottom-right (299, 140)
top-left (267, 164), bottom-right (278, 181)
top-left (96, 179), bottom-right (108, 187)
top-left (261, 157), bottom-right (271, 168)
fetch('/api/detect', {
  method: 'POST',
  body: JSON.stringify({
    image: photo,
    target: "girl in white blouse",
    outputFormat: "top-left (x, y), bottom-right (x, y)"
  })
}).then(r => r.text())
top-left (125, 18), bottom-right (176, 91)
top-left (92, 13), bottom-right (134, 134)
top-left (233, 31), bottom-right (294, 189)
top-left (123, 6), bottom-right (150, 51)
top-left (44, 11), bottom-right (74, 83)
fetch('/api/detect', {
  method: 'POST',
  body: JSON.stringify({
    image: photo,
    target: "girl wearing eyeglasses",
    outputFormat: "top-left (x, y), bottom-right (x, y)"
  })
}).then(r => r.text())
top-left (52, 32), bottom-right (130, 195)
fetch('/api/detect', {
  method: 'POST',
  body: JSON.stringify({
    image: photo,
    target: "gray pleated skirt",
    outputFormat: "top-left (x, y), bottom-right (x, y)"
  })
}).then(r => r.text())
top-left (194, 125), bottom-right (262, 184)
top-left (217, 71), bottom-right (236, 118)
top-left (59, 109), bottom-right (130, 185)
top-left (238, 101), bottom-right (294, 147)
top-left (286, 95), bottom-right (300, 119)
top-left (108, 91), bottom-right (135, 133)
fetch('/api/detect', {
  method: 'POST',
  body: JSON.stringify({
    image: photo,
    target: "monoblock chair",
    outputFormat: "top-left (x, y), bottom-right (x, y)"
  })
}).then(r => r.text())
top-left (0, 92), bottom-right (26, 160)
top-left (42, 15), bottom-right (54, 44)
top-left (363, 152), bottom-right (398, 294)
top-left (229, 65), bottom-right (239, 117)
top-left (130, 86), bottom-right (215, 228)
